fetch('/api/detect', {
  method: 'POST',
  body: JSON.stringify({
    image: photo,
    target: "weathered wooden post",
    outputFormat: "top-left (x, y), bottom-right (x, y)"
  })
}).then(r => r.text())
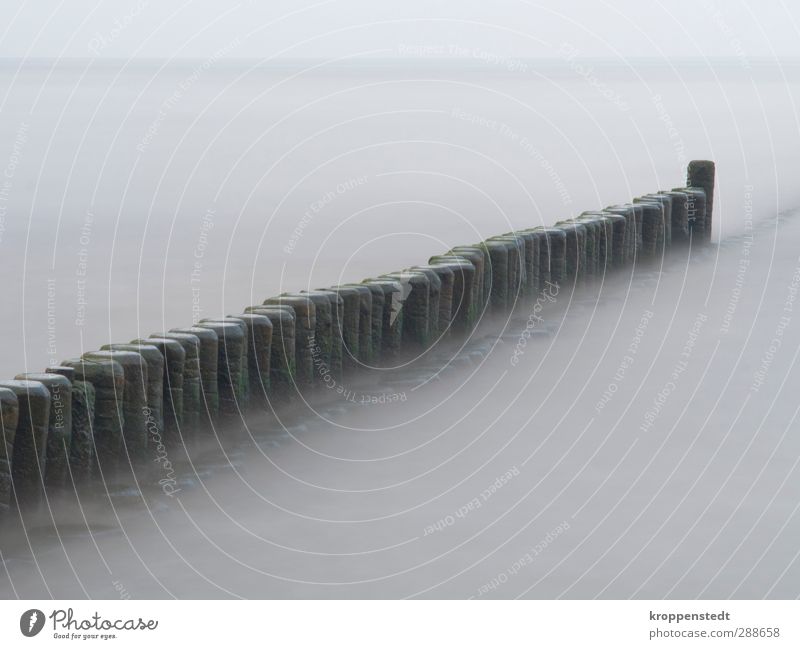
top-left (264, 296), bottom-right (316, 388)
top-left (449, 246), bottom-right (486, 317)
top-left (202, 317), bottom-right (250, 404)
top-left (304, 291), bottom-right (344, 379)
top-left (554, 221), bottom-right (587, 287)
top-left (522, 230), bottom-right (545, 292)
top-left (361, 280), bottom-right (403, 361)
top-left (316, 288), bottom-right (359, 372)
top-left (632, 199), bottom-right (664, 259)
top-left (413, 265), bottom-right (452, 338)
top-left (570, 219), bottom-right (598, 277)
top-left (60, 357), bottom-right (124, 475)
top-left (688, 160), bottom-right (715, 241)
top-left (194, 321), bottom-right (243, 415)
top-left (245, 306), bottom-right (296, 399)
top-left (169, 327), bottom-right (219, 425)
top-left (47, 366), bottom-right (95, 484)
top-left (480, 240), bottom-right (511, 313)
top-left (82, 350), bottom-right (148, 463)
top-left (0, 381), bottom-right (49, 508)
top-left (381, 270), bottom-right (430, 350)
top-left (70, 380), bottom-right (95, 482)
top-left (578, 213), bottom-right (613, 274)
top-left (522, 229), bottom-right (548, 290)
top-left (659, 191), bottom-right (690, 244)
top-left (14, 373), bottom-right (71, 490)
top-left (359, 283), bottom-right (386, 360)
top-left (131, 338), bottom-right (184, 440)
top-left (536, 228), bottom-right (567, 288)
top-left (486, 237), bottom-right (518, 307)
top-left (603, 205), bottom-right (633, 263)
top-left (583, 211), bottom-right (626, 269)
top-left (672, 187), bottom-right (707, 242)
top-left (290, 292), bottom-right (330, 382)
top-left (405, 268), bottom-right (442, 341)
top-left (153, 333), bottom-right (201, 435)
top-left (263, 296), bottom-right (316, 388)
top-left (428, 256), bottom-right (476, 333)
top-left (102, 343), bottom-right (164, 441)
top-left (335, 286), bottom-right (374, 365)
top-left (642, 193), bottom-right (673, 248)
top-left (488, 235), bottom-right (526, 307)
top-left (0, 387), bottom-right (19, 509)
top-left (506, 231), bottom-right (538, 296)
top-left (606, 204), bottom-right (641, 262)
top-left (228, 313), bottom-right (272, 406)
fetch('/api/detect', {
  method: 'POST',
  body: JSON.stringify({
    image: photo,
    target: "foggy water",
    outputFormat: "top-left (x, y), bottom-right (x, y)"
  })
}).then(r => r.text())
top-left (2, 60), bottom-right (800, 598)
top-left (1, 59), bottom-right (799, 376)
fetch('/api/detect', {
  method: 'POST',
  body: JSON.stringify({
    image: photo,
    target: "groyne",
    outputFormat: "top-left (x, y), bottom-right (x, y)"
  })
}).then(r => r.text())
top-left (0, 161), bottom-right (715, 512)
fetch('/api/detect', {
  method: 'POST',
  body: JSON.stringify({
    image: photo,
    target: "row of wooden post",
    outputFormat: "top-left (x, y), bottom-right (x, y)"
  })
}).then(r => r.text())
top-left (0, 161), bottom-right (714, 510)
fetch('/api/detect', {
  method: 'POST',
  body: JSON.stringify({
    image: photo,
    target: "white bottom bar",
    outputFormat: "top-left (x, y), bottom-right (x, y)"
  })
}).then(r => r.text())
top-left (2, 600), bottom-right (798, 647)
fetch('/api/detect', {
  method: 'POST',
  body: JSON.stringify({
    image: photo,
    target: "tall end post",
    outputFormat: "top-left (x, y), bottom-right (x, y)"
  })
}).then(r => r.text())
top-left (687, 160), bottom-right (715, 242)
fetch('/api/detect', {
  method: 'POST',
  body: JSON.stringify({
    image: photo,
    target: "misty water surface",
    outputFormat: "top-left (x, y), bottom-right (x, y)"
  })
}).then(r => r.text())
top-left (1, 60), bottom-right (800, 598)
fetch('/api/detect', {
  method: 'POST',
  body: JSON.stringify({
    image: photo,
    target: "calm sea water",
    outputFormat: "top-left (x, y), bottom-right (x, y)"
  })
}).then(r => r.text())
top-left (1, 60), bottom-right (798, 376)
top-left (1, 60), bottom-right (800, 598)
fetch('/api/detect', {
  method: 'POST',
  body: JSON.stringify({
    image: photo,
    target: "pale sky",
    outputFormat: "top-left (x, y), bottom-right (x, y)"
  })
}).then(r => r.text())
top-left (0, 0), bottom-right (798, 61)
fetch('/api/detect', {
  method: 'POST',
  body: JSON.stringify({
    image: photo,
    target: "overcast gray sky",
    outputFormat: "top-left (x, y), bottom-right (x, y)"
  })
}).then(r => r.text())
top-left (1, 0), bottom-right (798, 61)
